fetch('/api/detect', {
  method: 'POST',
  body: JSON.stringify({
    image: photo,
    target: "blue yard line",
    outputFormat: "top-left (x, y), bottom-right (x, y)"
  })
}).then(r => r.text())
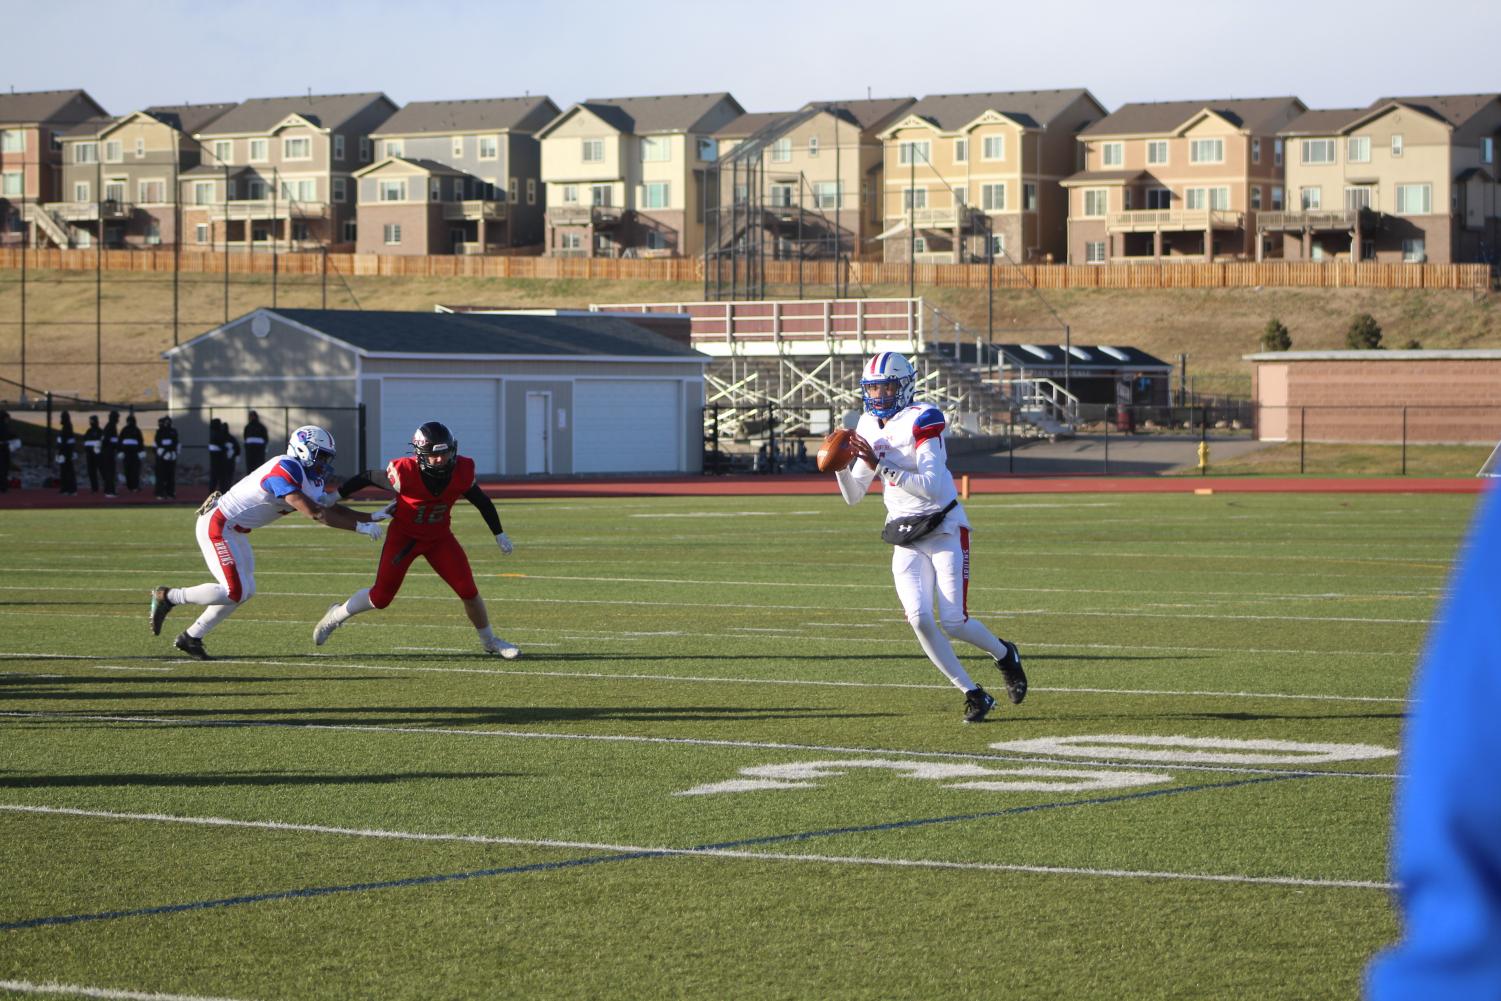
top-left (1, 772), bottom-right (1303, 933)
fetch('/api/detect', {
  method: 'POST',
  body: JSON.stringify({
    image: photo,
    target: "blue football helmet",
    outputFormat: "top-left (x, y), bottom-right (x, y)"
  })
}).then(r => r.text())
top-left (287, 425), bottom-right (336, 479)
top-left (861, 353), bottom-right (916, 419)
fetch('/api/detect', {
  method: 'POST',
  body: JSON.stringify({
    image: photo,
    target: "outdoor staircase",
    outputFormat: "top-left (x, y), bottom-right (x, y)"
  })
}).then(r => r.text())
top-left (21, 203), bottom-right (71, 248)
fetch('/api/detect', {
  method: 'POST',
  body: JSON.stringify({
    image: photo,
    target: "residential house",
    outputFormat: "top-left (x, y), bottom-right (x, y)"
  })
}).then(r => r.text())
top-left (0, 89), bottom-right (108, 246)
top-left (50, 103), bottom-right (236, 248)
top-left (1270, 94), bottom-right (1501, 264)
top-left (538, 93), bottom-right (744, 257)
top-left (1063, 97), bottom-right (1306, 264)
top-left (712, 98), bottom-right (915, 260)
top-left (180, 92), bottom-right (396, 252)
top-left (878, 90), bottom-right (1106, 264)
top-left (359, 96), bottom-right (560, 254)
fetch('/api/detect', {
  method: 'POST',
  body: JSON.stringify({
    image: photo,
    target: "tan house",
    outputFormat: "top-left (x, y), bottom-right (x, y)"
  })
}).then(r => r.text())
top-left (180, 92), bottom-right (396, 252)
top-left (362, 96), bottom-right (560, 253)
top-left (0, 89), bottom-right (108, 246)
top-left (1270, 94), bottom-right (1501, 264)
top-left (1063, 97), bottom-right (1306, 264)
top-left (878, 89), bottom-right (1106, 264)
top-left (712, 98), bottom-right (915, 260)
top-left (538, 93), bottom-right (743, 257)
top-left (49, 103), bottom-right (236, 249)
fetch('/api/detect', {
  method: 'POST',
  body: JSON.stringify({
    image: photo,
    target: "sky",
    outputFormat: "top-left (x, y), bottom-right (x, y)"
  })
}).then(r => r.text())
top-left (7, 0), bottom-right (1499, 117)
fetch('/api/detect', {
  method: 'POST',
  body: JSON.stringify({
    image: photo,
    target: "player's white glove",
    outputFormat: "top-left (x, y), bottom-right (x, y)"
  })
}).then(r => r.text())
top-left (370, 501), bottom-right (396, 523)
top-left (356, 520), bottom-right (384, 543)
top-left (496, 532), bottom-right (514, 555)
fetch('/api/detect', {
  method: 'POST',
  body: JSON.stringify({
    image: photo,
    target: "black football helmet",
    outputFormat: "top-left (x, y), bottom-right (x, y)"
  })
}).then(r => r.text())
top-left (412, 421), bottom-right (458, 479)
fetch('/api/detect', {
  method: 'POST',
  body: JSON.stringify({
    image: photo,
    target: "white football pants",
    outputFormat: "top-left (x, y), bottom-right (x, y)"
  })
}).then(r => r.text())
top-left (166, 511), bottom-right (258, 638)
top-left (891, 526), bottom-right (1008, 692)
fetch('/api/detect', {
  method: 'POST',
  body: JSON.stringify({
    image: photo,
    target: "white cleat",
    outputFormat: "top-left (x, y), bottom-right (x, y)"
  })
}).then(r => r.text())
top-left (313, 603), bottom-right (344, 647)
top-left (483, 636), bottom-right (521, 660)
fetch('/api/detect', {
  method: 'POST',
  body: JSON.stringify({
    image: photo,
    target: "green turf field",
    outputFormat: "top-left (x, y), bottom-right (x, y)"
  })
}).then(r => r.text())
top-left (0, 490), bottom-right (1476, 1000)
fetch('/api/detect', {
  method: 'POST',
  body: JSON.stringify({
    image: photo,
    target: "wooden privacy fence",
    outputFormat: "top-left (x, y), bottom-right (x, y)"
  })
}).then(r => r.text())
top-left (0, 249), bottom-right (1490, 291)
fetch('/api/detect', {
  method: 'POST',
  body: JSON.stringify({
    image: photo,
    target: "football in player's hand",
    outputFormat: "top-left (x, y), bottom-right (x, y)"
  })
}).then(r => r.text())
top-left (817, 427), bottom-right (857, 473)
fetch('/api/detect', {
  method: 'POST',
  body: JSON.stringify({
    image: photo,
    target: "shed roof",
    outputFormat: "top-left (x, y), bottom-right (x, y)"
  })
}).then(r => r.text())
top-left (1000, 343), bottom-right (1172, 370)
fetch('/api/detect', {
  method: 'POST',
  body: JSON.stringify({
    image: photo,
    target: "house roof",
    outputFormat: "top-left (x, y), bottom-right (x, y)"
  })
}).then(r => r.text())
top-left (713, 111), bottom-right (795, 140)
top-left (60, 115), bottom-right (119, 139)
top-left (62, 103), bottom-right (238, 140)
top-left (1279, 107), bottom-right (1367, 136)
top-left (999, 343), bottom-right (1172, 371)
top-left (179, 163), bottom-right (254, 178)
top-left (1060, 169), bottom-right (1145, 187)
top-left (1081, 97), bottom-right (1305, 137)
top-left (1370, 93), bottom-right (1501, 129)
top-left (371, 96), bottom-right (560, 137)
top-left (166, 309), bottom-right (710, 361)
top-left (802, 97), bottom-right (917, 131)
top-left (0, 89), bottom-right (107, 127)
top-left (546, 93), bottom-right (743, 137)
top-left (895, 89), bottom-right (1099, 132)
top-left (353, 156), bottom-right (469, 178)
top-left (195, 93), bottom-right (393, 136)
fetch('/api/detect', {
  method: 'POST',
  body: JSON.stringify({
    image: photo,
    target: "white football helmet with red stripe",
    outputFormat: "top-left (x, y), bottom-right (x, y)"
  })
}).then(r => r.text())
top-left (287, 425), bottom-right (336, 479)
top-left (861, 353), bottom-right (916, 419)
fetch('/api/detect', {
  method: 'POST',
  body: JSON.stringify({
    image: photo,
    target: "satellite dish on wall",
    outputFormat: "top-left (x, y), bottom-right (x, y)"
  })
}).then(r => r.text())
top-left (251, 314), bottom-right (271, 338)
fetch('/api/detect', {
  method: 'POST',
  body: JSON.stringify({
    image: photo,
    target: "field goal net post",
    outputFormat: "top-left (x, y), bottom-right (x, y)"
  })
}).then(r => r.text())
top-left (1479, 439), bottom-right (1501, 478)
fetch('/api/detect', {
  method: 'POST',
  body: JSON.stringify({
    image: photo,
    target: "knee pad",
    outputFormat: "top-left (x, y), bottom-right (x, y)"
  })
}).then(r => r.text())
top-left (905, 609), bottom-right (938, 632)
top-left (939, 613), bottom-right (969, 633)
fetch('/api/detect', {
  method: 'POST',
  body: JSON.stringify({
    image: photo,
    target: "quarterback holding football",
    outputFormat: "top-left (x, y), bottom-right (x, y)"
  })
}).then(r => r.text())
top-left (313, 421), bottom-right (521, 658)
top-left (832, 353), bottom-right (1027, 723)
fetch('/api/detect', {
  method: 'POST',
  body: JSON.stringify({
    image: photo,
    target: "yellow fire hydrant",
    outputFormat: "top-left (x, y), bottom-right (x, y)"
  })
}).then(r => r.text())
top-left (1197, 440), bottom-right (1210, 474)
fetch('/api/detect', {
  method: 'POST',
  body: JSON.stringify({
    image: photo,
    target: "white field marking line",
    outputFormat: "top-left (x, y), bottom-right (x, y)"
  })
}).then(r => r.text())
top-left (0, 979), bottom-right (257, 1001)
top-left (0, 651), bottom-right (1409, 701)
top-left (0, 804), bottom-right (1392, 892)
top-left (628, 510), bottom-right (823, 518)
top-left (93, 666), bottom-right (173, 672)
top-left (0, 710), bottom-right (1397, 781)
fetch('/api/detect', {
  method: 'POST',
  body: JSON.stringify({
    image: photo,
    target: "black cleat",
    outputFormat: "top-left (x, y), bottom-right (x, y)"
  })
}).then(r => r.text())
top-left (995, 640), bottom-right (1028, 705)
top-left (963, 686), bottom-right (996, 723)
top-left (149, 587), bottom-right (174, 636)
top-left (173, 631), bottom-right (210, 661)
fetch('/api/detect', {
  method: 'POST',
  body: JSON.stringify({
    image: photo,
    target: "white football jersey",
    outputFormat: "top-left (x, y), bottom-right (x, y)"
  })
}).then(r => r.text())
top-left (212, 456), bottom-right (330, 531)
top-left (838, 402), bottom-right (969, 532)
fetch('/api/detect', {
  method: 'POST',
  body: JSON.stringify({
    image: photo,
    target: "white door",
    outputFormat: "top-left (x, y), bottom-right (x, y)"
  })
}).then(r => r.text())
top-left (573, 380), bottom-right (682, 473)
top-left (525, 392), bottom-right (550, 475)
top-left (380, 378), bottom-right (499, 474)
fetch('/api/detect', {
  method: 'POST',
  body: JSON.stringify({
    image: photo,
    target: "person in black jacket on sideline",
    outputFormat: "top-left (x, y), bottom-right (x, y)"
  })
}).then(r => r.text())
top-left (243, 411), bottom-right (269, 470)
top-left (82, 415), bottom-right (103, 493)
top-left (100, 410), bottom-right (120, 498)
top-left (56, 412), bottom-right (78, 496)
top-left (119, 413), bottom-right (144, 492)
top-left (154, 416), bottom-right (179, 500)
top-left (0, 410), bottom-right (16, 492)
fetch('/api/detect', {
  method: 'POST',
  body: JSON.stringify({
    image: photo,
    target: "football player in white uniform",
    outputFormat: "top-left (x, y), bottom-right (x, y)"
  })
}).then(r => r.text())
top-left (835, 353), bottom-right (1027, 723)
top-left (148, 426), bottom-right (387, 659)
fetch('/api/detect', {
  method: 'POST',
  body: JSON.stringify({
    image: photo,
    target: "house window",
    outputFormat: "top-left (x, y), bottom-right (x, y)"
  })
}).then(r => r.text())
top-left (104, 180), bottom-right (126, 203)
top-left (430, 178), bottom-right (442, 201)
top-left (954, 138), bottom-right (968, 163)
top-left (1023, 182), bottom-right (1038, 212)
top-left (211, 139), bottom-right (232, 164)
top-left (1, 171), bottom-right (21, 196)
top-left (247, 179), bottom-right (265, 200)
top-left (983, 135), bottom-right (1006, 160)
top-left (897, 140), bottom-right (931, 165)
top-left (1347, 136), bottom-right (1370, 163)
top-left (1391, 134), bottom-right (1404, 157)
top-left (953, 185), bottom-right (967, 207)
top-left (902, 187), bottom-right (927, 210)
top-left (526, 178), bottom-right (536, 204)
top-left (1146, 188), bottom-right (1171, 209)
top-left (284, 137), bottom-right (311, 160)
top-left (1146, 140), bottom-right (1168, 165)
top-left (252, 225), bottom-right (269, 242)
top-left (138, 180), bottom-right (165, 203)
top-left (509, 177), bottom-right (518, 202)
top-left (1082, 188), bottom-right (1107, 217)
top-left (378, 179), bottom-right (406, 201)
top-left (582, 138), bottom-right (604, 162)
top-left (454, 178), bottom-right (466, 200)
top-left (135, 138), bottom-right (145, 158)
top-left (452, 136), bottom-right (464, 157)
top-left (912, 237), bottom-right (926, 254)
top-left (561, 232), bottom-right (583, 250)
top-left (813, 181), bottom-right (840, 209)
top-left (1300, 186), bottom-right (1322, 210)
top-left (645, 230), bottom-right (666, 251)
top-left (195, 223), bottom-right (209, 244)
top-left (807, 136), bottom-right (818, 157)
top-left (1100, 141), bottom-right (1122, 167)
top-left (332, 177), bottom-right (347, 203)
top-left (990, 233), bottom-right (1005, 257)
top-left (1190, 138), bottom-right (1224, 163)
top-left (1395, 183), bottom-right (1431, 215)
top-left (192, 181), bottom-right (214, 205)
top-left (697, 137), bottom-right (717, 161)
top-left (561, 184), bottom-right (579, 204)
top-left (981, 183), bottom-right (1005, 211)
top-left (640, 136), bottom-right (669, 162)
top-left (1274, 139), bottom-right (1283, 165)
top-left (333, 134), bottom-right (345, 161)
top-left (771, 138), bottom-right (792, 162)
top-left (342, 219), bottom-right (357, 242)
top-left (383, 223), bottom-right (402, 245)
top-left (1272, 185), bottom-right (1284, 210)
top-left (72, 180), bottom-right (89, 202)
top-left (1251, 137), bottom-right (1261, 164)
top-left (1402, 237), bottom-right (1425, 262)
top-left (285, 179), bottom-right (315, 201)
top-left (104, 140), bottom-right (123, 162)
top-left (642, 181), bottom-right (669, 209)
top-left (479, 135), bottom-right (498, 159)
top-left (1250, 186), bottom-right (1262, 210)
top-left (1483, 137), bottom-right (1495, 164)
top-left (1345, 186), bottom-right (1373, 211)
top-left (249, 139), bottom-right (268, 161)
top-left (291, 220), bottom-right (309, 241)
top-left (75, 142), bottom-right (97, 164)
top-left (359, 137), bottom-right (371, 162)
top-left (1186, 188), bottom-right (1205, 210)
top-left (0, 129), bottom-right (23, 152)
top-left (1085, 241), bottom-right (1106, 264)
top-left (1300, 139), bottom-right (1335, 164)
top-left (591, 184), bottom-right (612, 206)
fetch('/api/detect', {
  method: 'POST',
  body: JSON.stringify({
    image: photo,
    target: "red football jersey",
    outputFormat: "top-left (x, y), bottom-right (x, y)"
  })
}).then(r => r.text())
top-left (385, 455), bottom-right (476, 540)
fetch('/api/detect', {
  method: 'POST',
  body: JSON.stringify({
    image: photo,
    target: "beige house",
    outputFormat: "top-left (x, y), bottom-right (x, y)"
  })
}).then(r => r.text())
top-left (1063, 97), bottom-right (1306, 264)
top-left (0, 89), bottom-right (108, 246)
top-left (712, 98), bottom-right (915, 260)
top-left (538, 93), bottom-right (743, 258)
top-left (180, 92), bottom-right (396, 252)
top-left (878, 90), bottom-right (1106, 264)
top-left (1270, 94), bottom-right (1501, 264)
top-left (364, 96), bottom-right (559, 253)
top-left (49, 103), bottom-right (235, 248)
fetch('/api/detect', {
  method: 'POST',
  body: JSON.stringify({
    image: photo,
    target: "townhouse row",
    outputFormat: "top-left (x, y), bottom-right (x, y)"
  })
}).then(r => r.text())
top-left (2, 87), bottom-right (1499, 266)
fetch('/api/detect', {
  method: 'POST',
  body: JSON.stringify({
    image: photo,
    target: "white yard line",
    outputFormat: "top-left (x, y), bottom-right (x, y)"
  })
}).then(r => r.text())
top-left (0, 710), bottom-right (1397, 780)
top-left (0, 804), bottom-right (1393, 891)
top-left (0, 979), bottom-right (257, 1001)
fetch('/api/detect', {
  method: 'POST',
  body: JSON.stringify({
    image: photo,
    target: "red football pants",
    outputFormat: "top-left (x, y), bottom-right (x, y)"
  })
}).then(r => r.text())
top-left (369, 528), bottom-right (479, 608)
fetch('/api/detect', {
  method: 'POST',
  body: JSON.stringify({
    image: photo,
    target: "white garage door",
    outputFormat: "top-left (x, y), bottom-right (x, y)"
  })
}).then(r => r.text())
top-left (379, 378), bottom-right (500, 474)
top-left (573, 379), bottom-right (682, 473)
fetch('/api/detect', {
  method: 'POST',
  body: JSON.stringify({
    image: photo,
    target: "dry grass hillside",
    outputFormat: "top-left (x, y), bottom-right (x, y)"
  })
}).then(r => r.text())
top-left (1, 267), bottom-right (1497, 402)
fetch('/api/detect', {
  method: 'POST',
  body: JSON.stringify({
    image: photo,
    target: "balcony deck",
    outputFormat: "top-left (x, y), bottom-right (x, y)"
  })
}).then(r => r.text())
top-left (1107, 208), bottom-right (1244, 232)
